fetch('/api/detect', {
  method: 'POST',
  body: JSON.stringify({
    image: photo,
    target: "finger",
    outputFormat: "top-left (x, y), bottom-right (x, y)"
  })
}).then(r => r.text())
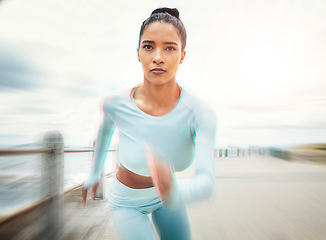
top-left (82, 187), bottom-right (88, 206)
top-left (157, 167), bottom-right (173, 200)
top-left (91, 183), bottom-right (99, 199)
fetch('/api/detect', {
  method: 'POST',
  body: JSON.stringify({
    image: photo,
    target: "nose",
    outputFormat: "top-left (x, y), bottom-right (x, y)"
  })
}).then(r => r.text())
top-left (152, 49), bottom-right (165, 64)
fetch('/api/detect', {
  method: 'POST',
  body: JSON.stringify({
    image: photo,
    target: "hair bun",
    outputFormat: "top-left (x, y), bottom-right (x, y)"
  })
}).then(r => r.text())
top-left (151, 7), bottom-right (179, 19)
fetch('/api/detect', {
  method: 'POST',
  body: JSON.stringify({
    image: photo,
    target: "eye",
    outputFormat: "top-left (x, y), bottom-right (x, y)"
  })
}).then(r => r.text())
top-left (166, 46), bottom-right (176, 51)
top-left (143, 45), bottom-right (153, 50)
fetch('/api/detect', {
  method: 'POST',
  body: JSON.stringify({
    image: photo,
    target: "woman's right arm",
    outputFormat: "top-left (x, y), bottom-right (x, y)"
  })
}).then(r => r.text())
top-left (83, 97), bottom-right (116, 190)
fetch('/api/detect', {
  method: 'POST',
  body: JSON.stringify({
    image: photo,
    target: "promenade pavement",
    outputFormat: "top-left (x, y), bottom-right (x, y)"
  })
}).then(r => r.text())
top-left (59, 155), bottom-right (326, 240)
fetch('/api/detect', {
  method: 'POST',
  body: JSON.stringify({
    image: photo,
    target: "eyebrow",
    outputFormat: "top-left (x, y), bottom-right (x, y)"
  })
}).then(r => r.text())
top-left (164, 41), bottom-right (178, 46)
top-left (141, 40), bottom-right (179, 46)
top-left (141, 40), bottom-right (155, 45)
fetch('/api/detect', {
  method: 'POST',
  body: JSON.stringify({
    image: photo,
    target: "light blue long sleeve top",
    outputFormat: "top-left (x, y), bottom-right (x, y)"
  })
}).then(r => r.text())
top-left (84, 87), bottom-right (217, 203)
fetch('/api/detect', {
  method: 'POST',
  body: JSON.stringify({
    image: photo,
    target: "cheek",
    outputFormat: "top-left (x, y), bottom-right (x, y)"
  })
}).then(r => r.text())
top-left (139, 51), bottom-right (149, 62)
top-left (139, 56), bottom-right (150, 67)
top-left (170, 56), bottom-right (181, 68)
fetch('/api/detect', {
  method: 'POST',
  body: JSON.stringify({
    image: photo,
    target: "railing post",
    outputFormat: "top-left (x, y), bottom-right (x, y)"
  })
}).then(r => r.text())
top-left (40, 130), bottom-right (64, 239)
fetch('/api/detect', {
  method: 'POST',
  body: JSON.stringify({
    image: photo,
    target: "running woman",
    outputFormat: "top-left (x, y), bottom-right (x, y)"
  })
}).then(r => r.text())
top-left (83, 7), bottom-right (217, 240)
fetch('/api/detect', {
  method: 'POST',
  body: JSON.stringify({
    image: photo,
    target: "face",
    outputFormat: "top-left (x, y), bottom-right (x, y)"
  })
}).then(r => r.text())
top-left (138, 21), bottom-right (186, 86)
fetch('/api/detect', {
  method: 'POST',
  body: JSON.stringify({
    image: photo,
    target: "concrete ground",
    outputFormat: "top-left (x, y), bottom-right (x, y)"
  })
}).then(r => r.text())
top-left (59, 155), bottom-right (326, 240)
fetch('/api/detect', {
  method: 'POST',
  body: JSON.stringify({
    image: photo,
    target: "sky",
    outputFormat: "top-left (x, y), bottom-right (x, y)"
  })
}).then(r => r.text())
top-left (0, 0), bottom-right (325, 148)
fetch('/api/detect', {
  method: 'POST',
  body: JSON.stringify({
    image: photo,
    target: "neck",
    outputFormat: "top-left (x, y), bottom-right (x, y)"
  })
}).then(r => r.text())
top-left (133, 77), bottom-right (181, 116)
top-left (139, 78), bottom-right (180, 108)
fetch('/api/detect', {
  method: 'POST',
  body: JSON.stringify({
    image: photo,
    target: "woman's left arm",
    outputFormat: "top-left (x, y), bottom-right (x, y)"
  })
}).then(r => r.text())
top-left (175, 106), bottom-right (217, 203)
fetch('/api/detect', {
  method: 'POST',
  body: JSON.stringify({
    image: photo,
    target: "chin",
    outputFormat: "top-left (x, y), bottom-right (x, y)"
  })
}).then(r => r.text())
top-left (146, 78), bottom-right (175, 86)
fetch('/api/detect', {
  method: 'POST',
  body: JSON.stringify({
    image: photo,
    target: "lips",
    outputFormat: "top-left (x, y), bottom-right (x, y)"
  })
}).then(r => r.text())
top-left (150, 68), bottom-right (166, 74)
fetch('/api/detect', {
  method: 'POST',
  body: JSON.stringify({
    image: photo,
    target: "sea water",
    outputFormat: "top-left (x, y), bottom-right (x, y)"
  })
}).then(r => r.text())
top-left (0, 151), bottom-right (116, 217)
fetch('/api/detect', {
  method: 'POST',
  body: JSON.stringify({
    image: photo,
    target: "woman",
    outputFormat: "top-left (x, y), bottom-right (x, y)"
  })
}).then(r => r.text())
top-left (83, 7), bottom-right (217, 240)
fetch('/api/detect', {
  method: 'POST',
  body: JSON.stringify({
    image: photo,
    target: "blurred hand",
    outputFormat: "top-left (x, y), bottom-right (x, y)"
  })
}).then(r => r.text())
top-left (82, 182), bottom-right (99, 206)
top-left (146, 148), bottom-right (173, 202)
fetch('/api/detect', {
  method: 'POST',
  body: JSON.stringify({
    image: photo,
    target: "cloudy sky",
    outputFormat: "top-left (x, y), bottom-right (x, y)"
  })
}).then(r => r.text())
top-left (0, 0), bottom-right (325, 148)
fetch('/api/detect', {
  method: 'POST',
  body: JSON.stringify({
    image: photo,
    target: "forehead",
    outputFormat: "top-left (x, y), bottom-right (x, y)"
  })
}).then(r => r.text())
top-left (141, 21), bottom-right (181, 43)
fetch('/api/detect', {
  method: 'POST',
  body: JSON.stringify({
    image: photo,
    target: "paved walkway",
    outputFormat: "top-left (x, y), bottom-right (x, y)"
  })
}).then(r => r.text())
top-left (59, 155), bottom-right (326, 240)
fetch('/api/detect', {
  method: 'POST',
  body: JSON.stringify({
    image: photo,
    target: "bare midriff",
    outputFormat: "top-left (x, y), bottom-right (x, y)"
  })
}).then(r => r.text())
top-left (116, 165), bottom-right (154, 189)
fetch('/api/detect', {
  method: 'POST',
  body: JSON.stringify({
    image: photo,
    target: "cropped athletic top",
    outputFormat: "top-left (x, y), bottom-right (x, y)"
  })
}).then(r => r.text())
top-left (84, 87), bottom-right (217, 203)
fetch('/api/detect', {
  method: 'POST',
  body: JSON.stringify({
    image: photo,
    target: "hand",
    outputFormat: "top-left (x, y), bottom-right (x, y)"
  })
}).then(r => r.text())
top-left (146, 148), bottom-right (173, 202)
top-left (82, 182), bottom-right (99, 206)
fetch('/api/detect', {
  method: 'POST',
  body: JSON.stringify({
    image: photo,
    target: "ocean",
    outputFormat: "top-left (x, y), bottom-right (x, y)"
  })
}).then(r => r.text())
top-left (0, 151), bottom-right (117, 217)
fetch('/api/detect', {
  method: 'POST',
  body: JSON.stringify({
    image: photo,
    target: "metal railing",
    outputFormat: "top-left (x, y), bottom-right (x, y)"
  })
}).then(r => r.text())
top-left (0, 131), bottom-right (117, 239)
top-left (0, 147), bottom-right (53, 156)
top-left (0, 131), bottom-right (65, 239)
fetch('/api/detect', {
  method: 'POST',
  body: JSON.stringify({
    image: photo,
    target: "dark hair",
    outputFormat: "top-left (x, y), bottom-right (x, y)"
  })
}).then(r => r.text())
top-left (138, 7), bottom-right (187, 51)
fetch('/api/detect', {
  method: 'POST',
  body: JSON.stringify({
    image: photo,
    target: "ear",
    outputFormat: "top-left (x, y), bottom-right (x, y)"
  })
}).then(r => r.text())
top-left (137, 48), bottom-right (140, 62)
top-left (179, 50), bottom-right (186, 64)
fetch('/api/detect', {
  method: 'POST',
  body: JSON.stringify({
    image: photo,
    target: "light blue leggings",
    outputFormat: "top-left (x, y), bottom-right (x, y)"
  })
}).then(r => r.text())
top-left (109, 176), bottom-right (191, 240)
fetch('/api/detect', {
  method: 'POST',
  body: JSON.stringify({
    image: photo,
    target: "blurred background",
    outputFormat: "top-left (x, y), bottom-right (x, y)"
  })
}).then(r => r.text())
top-left (0, 0), bottom-right (325, 148)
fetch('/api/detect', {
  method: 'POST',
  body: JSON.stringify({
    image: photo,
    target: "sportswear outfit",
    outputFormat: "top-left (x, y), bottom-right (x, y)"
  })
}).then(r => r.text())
top-left (84, 86), bottom-right (217, 240)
